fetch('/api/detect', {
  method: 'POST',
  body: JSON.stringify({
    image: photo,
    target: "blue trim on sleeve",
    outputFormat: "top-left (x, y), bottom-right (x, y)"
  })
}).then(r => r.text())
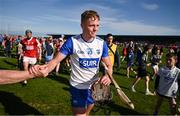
top-left (102, 41), bottom-right (108, 57)
top-left (60, 37), bottom-right (73, 55)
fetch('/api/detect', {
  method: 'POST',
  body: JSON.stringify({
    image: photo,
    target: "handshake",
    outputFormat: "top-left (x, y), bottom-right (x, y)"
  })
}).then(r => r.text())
top-left (29, 64), bottom-right (49, 78)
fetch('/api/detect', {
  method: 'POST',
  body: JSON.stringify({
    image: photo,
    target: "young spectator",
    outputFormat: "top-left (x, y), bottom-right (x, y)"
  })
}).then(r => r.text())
top-left (126, 47), bottom-right (136, 78)
top-left (131, 45), bottom-right (154, 95)
top-left (150, 47), bottom-right (162, 80)
top-left (154, 53), bottom-right (180, 115)
top-left (135, 44), bottom-right (143, 66)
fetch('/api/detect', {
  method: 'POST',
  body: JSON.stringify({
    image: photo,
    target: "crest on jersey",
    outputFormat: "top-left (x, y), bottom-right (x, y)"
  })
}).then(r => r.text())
top-left (96, 49), bottom-right (100, 55)
top-left (86, 48), bottom-right (93, 55)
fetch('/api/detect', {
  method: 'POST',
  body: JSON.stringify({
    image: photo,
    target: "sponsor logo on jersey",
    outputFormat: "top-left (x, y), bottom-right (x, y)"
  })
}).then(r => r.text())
top-left (79, 58), bottom-right (99, 68)
top-left (26, 46), bottom-right (34, 50)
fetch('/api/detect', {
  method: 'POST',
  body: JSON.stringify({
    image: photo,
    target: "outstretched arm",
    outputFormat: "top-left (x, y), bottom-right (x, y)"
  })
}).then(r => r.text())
top-left (0, 65), bottom-right (48, 85)
top-left (46, 52), bottom-right (66, 73)
top-left (30, 52), bottom-right (67, 76)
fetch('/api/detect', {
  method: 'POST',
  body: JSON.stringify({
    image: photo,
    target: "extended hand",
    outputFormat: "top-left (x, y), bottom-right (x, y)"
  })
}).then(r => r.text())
top-left (29, 65), bottom-right (49, 77)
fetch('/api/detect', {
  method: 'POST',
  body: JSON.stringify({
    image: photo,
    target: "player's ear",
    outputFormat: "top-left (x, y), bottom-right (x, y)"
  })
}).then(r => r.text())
top-left (81, 23), bottom-right (83, 29)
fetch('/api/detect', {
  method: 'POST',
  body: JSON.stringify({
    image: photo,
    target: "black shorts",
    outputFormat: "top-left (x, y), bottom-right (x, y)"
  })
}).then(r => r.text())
top-left (137, 67), bottom-right (147, 77)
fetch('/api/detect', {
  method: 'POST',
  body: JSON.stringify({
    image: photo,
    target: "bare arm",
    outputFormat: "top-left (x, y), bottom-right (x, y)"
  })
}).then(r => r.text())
top-left (0, 64), bottom-right (50, 85)
top-left (44, 52), bottom-right (66, 73)
top-left (100, 56), bottom-right (113, 85)
top-left (0, 70), bottom-right (34, 85)
top-left (102, 56), bottom-right (113, 76)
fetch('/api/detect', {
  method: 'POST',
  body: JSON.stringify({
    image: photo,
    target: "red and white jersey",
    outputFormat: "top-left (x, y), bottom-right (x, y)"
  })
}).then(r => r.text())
top-left (21, 37), bottom-right (40, 58)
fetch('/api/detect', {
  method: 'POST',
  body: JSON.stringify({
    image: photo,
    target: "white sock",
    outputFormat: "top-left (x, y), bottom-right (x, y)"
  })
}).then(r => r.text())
top-left (146, 89), bottom-right (149, 93)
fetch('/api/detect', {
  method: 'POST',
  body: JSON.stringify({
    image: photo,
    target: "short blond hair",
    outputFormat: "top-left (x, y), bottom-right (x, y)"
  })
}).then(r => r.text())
top-left (81, 10), bottom-right (100, 23)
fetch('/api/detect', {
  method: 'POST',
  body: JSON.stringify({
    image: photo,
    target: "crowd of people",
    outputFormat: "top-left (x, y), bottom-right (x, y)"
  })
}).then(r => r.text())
top-left (0, 10), bottom-right (180, 115)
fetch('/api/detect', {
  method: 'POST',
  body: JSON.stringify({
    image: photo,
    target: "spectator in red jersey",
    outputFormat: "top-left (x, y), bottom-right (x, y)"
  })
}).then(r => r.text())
top-left (20, 29), bottom-right (42, 85)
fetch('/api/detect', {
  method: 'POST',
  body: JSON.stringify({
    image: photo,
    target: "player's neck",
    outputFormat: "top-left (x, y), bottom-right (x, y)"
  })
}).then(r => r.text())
top-left (27, 37), bottom-right (32, 40)
top-left (109, 43), bottom-right (113, 46)
top-left (81, 34), bottom-right (94, 42)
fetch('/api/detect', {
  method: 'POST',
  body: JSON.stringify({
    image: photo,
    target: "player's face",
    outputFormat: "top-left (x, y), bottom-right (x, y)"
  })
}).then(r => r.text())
top-left (26, 32), bottom-right (32, 39)
top-left (166, 57), bottom-right (176, 68)
top-left (81, 17), bottom-right (99, 39)
top-left (107, 36), bottom-right (113, 45)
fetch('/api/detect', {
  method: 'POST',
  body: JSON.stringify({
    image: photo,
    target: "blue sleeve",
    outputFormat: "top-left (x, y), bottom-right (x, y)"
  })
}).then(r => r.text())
top-left (102, 41), bottom-right (109, 57)
top-left (60, 37), bottom-right (73, 55)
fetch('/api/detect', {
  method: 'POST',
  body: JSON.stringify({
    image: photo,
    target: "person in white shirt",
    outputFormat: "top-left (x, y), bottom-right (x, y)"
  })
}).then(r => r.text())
top-left (30, 10), bottom-right (113, 116)
top-left (154, 53), bottom-right (180, 115)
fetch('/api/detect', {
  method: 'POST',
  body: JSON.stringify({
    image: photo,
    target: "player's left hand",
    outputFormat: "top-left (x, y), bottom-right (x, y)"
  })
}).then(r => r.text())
top-left (100, 75), bottom-right (111, 86)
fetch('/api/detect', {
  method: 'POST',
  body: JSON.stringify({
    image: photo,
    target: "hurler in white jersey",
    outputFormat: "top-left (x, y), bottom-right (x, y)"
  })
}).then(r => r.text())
top-left (60, 34), bottom-right (108, 89)
top-left (30, 10), bottom-right (113, 115)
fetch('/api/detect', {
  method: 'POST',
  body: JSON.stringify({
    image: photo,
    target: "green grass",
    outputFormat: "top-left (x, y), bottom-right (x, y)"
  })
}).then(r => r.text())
top-left (0, 48), bottom-right (179, 115)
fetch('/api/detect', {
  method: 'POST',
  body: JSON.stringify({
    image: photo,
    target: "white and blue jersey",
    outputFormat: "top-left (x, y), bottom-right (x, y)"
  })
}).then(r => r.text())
top-left (60, 35), bottom-right (108, 89)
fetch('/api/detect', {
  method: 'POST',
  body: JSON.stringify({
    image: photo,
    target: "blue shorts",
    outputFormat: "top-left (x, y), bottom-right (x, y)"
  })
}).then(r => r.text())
top-left (127, 62), bottom-right (134, 67)
top-left (70, 86), bottom-right (94, 108)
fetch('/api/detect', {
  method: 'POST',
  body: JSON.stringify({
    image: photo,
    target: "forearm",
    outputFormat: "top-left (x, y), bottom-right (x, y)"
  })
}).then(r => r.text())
top-left (106, 63), bottom-right (113, 76)
top-left (47, 52), bottom-right (66, 73)
top-left (101, 57), bottom-right (113, 76)
top-left (0, 70), bottom-right (34, 85)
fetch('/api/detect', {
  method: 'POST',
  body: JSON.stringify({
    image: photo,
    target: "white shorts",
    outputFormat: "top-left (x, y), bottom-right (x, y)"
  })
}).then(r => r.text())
top-left (23, 56), bottom-right (37, 65)
top-left (152, 64), bottom-right (159, 71)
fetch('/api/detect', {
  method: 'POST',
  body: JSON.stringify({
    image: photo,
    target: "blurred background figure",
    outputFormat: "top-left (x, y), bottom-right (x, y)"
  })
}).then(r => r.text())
top-left (106, 33), bottom-right (120, 71)
top-left (20, 29), bottom-right (42, 85)
top-left (126, 47), bottom-right (136, 78)
top-left (44, 36), bottom-right (54, 64)
top-left (54, 36), bottom-right (64, 75)
top-left (3, 36), bottom-right (12, 57)
top-left (16, 35), bottom-right (23, 70)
